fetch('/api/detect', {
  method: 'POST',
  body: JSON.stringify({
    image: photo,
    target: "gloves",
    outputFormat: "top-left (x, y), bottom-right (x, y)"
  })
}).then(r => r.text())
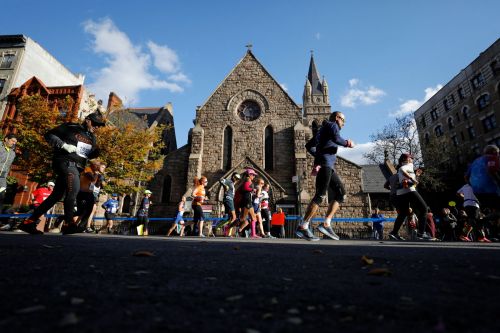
top-left (346, 139), bottom-right (355, 148)
top-left (61, 143), bottom-right (77, 154)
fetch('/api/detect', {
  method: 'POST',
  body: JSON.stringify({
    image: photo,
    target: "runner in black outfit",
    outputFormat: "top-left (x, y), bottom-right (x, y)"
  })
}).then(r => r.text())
top-left (19, 112), bottom-right (105, 235)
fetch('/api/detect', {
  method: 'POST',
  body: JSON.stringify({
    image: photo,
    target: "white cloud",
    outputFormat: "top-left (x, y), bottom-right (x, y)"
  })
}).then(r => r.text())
top-left (340, 79), bottom-right (386, 108)
top-left (83, 18), bottom-right (189, 105)
top-left (390, 84), bottom-right (443, 117)
top-left (338, 141), bottom-right (374, 165)
top-left (280, 83), bottom-right (288, 91)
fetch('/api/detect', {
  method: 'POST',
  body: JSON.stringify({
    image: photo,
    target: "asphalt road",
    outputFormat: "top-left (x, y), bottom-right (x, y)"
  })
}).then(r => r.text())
top-left (0, 232), bottom-right (499, 333)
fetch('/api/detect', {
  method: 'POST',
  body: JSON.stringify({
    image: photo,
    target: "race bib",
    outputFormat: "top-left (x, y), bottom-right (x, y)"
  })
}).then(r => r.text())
top-left (76, 141), bottom-right (92, 158)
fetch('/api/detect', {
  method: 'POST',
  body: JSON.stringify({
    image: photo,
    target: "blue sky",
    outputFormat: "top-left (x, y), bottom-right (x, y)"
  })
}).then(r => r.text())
top-left (4, 0), bottom-right (500, 163)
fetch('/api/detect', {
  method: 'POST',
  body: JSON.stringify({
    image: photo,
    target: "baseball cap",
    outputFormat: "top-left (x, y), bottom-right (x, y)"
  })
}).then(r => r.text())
top-left (86, 112), bottom-right (106, 127)
top-left (144, 190), bottom-right (152, 194)
top-left (47, 181), bottom-right (55, 187)
top-left (112, 193), bottom-right (118, 197)
top-left (246, 168), bottom-right (257, 176)
top-left (232, 172), bottom-right (241, 179)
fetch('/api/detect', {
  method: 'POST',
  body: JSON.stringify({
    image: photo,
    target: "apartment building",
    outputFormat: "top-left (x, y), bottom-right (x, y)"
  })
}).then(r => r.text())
top-left (415, 38), bottom-right (500, 170)
top-left (0, 35), bottom-right (85, 119)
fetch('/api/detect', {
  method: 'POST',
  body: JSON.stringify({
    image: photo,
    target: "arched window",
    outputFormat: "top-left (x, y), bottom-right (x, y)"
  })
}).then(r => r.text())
top-left (447, 117), bottom-right (454, 129)
top-left (434, 125), bottom-right (443, 137)
top-left (265, 125), bottom-right (274, 170)
top-left (162, 175), bottom-right (172, 203)
top-left (223, 126), bottom-right (232, 170)
top-left (476, 93), bottom-right (490, 110)
top-left (462, 106), bottom-right (470, 120)
top-left (424, 133), bottom-right (430, 144)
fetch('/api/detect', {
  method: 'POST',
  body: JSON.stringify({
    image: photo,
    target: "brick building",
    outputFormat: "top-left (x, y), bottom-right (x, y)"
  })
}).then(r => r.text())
top-left (150, 49), bottom-right (385, 220)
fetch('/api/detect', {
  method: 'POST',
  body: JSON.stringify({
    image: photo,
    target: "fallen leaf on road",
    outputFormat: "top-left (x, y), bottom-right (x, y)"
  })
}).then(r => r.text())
top-left (282, 277), bottom-right (293, 282)
top-left (368, 268), bottom-right (392, 276)
top-left (70, 297), bottom-right (85, 305)
top-left (15, 305), bottom-right (46, 314)
top-left (287, 317), bottom-right (303, 325)
top-left (226, 294), bottom-right (243, 302)
top-left (233, 246), bottom-right (240, 251)
top-left (205, 276), bottom-right (217, 281)
top-left (59, 312), bottom-right (79, 326)
top-left (361, 255), bottom-right (374, 265)
top-left (313, 249), bottom-right (324, 254)
top-left (132, 251), bottom-right (155, 257)
top-left (134, 270), bottom-right (151, 276)
top-left (42, 244), bottom-right (62, 249)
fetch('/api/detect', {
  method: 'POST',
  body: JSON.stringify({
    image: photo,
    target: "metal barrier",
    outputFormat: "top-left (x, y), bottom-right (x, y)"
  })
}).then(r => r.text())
top-left (0, 213), bottom-right (395, 239)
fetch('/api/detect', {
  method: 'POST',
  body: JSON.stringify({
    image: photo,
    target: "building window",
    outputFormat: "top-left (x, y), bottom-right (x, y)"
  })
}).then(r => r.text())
top-left (0, 79), bottom-right (5, 95)
top-left (265, 125), bottom-right (274, 170)
top-left (430, 108), bottom-right (438, 121)
top-left (223, 126), bottom-right (233, 171)
top-left (451, 135), bottom-right (459, 147)
top-left (449, 94), bottom-right (455, 105)
top-left (470, 73), bottom-right (485, 90)
top-left (420, 116), bottom-right (427, 129)
top-left (0, 53), bottom-right (15, 69)
top-left (161, 175), bottom-right (172, 203)
top-left (490, 60), bottom-right (500, 76)
top-left (443, 99), bottom-right (450, 111)
top-left (482, 114), bottom-right (497, 132)
top-left (476, 94), bottom-right (490, 110)
top-left (457, 87), bottom-right (465, 100)
top-left (462, 106), bottom-right (470, 120)
top-left (467, 126), bottom-right (476, 140)
top-left (455, 112), bottom-right (461, 123)
top-left (434, 125), bottom-right (443, 137)
top-left (424, 133), bottom-right (430, 144)
top-left (447, 117), bottom-right (454, 129)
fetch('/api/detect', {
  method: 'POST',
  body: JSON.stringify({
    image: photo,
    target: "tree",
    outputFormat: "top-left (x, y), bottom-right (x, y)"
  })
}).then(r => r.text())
top-left (364, 114), bottom-right (445, 190)
top-left (94, 109), bottom-right (166, 196)
top-left (7, 94), bottom-right (62, 183)
top-left (363, 114), bottom-right (422, 167)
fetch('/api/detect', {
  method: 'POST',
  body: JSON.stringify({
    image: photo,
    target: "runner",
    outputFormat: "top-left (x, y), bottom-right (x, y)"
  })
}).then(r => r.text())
top-left (19, 112), bottom-right (105, 235)
top-left (297, 111), bottom-right (354, 241)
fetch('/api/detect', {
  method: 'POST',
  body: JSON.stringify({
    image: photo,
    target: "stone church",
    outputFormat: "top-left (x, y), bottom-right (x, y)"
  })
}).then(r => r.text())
top-left (150, 49), bottom-right (380, 219)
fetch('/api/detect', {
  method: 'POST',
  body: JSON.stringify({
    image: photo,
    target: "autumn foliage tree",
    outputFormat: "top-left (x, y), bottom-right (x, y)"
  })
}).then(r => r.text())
top-left (4, 96), bottom-right (166, 194)
top-left (93, 109), bottom-right (165, 196)
top-left (7, 94), bottom-right (62, 183)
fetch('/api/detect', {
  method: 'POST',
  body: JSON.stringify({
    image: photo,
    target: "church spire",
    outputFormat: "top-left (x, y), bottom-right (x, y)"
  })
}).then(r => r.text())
top-left (307, 51), bottom-right (323, 95)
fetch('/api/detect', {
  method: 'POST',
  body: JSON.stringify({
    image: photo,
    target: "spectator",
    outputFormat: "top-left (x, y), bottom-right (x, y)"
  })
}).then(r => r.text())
top-left (440, 208), bottom-right (458, 241)
top-left (133, 190), bottom-right (152, 236)
top-left (371, 208), bottom-right (384, 240)
top-left (30, 181), bottom-right (55, 232)
top-left (0, 134), bottom-right (18, 213)
top-left (271, 207), bottom-right (286, 238)
top-left (101, 193), bottom-right (119, 234)
top-left (425, 208), bottom-right (437, 240)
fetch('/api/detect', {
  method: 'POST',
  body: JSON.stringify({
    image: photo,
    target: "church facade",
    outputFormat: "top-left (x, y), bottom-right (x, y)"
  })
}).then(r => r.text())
top-left (151, 49), bottom-right (371, 219)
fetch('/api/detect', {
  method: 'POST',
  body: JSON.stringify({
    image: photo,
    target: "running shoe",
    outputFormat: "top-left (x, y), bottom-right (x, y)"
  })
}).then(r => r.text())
top-left (83, 227), bottom-right (94, 233)
top-left (477, 236), bottom-right (492, 243)
top-left (316, 224), bottom-right (340, 240)
top-left (18, 220), bottom-right (43, 235)
top-left (388, 232), bottom-right (405, 241)
top-left (295, 227), bottom-right (320, 241)
top-left (459, 235), bottom-right (472, 242)
top-left (61, 223), bottom-right (81, 235)
top-left (417, 232), bottom-right (433, 240)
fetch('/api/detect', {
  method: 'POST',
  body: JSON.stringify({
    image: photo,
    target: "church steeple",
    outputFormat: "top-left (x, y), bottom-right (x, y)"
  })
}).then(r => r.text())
top-left (307, 52), bottom-right (323, 95)
top-left (303, 52), bottom-right (331, 121)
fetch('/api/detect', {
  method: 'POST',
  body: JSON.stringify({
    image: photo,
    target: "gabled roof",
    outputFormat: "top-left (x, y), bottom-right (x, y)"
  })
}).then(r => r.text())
top-left (9, 76), bottom-right (50, 96)
top-left (199, 49), bottom-right (300, 110)
top-left (207, 155), bottom-right (287, 200)
top-left (361, 164), bottom-right (392, 193)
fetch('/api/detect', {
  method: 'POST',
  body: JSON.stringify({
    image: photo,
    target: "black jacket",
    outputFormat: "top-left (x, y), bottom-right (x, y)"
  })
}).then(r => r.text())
top-left (45, 122), bottom-right (99, 169)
